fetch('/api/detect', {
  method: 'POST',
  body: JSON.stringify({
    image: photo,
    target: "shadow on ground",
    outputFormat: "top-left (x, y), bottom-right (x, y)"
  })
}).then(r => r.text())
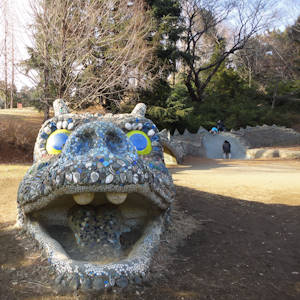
top-left (168, 157), bottom-right (236, 171)
top-left (0, 185), bottom-right (299, 300)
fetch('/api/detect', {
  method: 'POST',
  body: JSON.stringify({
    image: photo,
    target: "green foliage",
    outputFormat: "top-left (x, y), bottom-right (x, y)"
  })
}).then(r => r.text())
top-left (123, 79), bottom-right (193, 131)
top-left (16, 87), bottom-right (42, 109)
top-left (145, 0), bottom-right (182, 76)
top-left (148, 82), bottom-right (193, 130)
top-left (136, 67), bottom-right (298, 132)
top-left (196, 68), bottom-right (293, 130)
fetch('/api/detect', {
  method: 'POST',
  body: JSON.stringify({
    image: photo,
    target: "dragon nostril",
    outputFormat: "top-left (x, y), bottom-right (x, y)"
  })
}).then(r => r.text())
top-left (70, 128), bottom-right (98, 155)
top-left (64, 122), bottom-right (133, 158)
top-left (105, 130), bottom-right (124, 154)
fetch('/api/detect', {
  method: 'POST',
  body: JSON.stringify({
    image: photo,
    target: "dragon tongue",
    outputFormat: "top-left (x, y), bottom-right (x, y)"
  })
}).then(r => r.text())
top-left (106, 192), bottom-right (127, 205)
top-left (73, 192), bottom-right (95, 205)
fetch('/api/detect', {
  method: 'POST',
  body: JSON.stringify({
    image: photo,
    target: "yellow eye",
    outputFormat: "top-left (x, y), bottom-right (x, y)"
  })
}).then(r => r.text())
top-left (46, 129), bottom-right (70, 155)
top-left (126, 130), bottom-right (152, 155)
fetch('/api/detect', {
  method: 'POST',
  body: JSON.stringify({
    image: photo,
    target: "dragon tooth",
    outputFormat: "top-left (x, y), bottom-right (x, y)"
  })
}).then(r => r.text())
top-left (106, 192), bottom-right (127, 205)
top-left (73, 192), bottom-right (94, 205)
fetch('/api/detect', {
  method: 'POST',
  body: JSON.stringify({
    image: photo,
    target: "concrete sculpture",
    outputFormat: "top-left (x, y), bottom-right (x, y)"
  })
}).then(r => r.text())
top-left (17, 99), bottom-right (175, 291)
top-left (160, 125), bottom-right (300, 162)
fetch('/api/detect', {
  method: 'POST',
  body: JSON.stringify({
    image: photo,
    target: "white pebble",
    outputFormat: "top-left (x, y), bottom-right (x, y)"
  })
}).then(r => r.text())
top-left (56, 121), bottom-right (62, 129)
top-left (66, 173), bottom-right (73, 181)
top-left (85, 162), bottom-right (92, 168)
top-left (44, 127), bottom-right (52, 135)
top-left (105, 174), bottom-right (114, 184)
top-left (91, 172), bottom-right (99, 183)
top-left (147, 129), bottom-right (155, 137)
top-left (125, 123), bottom-right (132, 130)
top-left (133, 174), bottom-right (139, 184)
top-left (62, 120), bottom-right (68, 129)
top-left (73, 172), bottom-right (80, 184)
top-left (67, 123), bottom-right (74, 130)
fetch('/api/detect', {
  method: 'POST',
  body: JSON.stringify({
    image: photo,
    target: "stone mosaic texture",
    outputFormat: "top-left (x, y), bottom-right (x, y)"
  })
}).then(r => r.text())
top-left (17, 99), bottom-right (175, 291)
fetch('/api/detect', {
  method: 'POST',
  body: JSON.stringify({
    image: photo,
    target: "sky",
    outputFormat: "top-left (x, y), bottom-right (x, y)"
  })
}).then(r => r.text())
top-left (276, 0), bottom-right (300, 30)
top-left (0, 0), bottom-right (33, 90)
top-left (0, 0), bottom-right (299, 91)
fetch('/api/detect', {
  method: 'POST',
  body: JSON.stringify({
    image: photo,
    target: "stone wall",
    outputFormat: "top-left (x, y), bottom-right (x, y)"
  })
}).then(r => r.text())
top-left (160, 125), bottom-right (300, 163)
top-left (230, 125), bottom-right (300, 148)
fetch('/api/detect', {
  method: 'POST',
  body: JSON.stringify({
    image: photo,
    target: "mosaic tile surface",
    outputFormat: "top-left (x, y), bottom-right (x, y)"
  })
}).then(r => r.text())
top-left (17, 99), bottom-right (175, 291)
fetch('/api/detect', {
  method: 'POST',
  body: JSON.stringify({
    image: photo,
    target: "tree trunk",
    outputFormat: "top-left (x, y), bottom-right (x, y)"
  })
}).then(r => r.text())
top-left (43, 0), bottom-right (51, 122)
top-left (271, 89), bottom-right (277, 110)
top-left (248, 67), bottom-right (252, 88)
top-left (43, 56), bottom-right (50, 121)
top-left (4, 16), bottom-right (8, 109)
top-left (10, 31), bottom-right (14, 109)
top-left (43, 104), bottom-right (50, 121)
top-left (185, 73), bottom-right (202, 102)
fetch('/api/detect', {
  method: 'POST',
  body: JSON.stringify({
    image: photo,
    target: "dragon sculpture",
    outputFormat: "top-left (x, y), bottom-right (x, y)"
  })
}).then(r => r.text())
top-left (17, 99), bottom-right (175, 291)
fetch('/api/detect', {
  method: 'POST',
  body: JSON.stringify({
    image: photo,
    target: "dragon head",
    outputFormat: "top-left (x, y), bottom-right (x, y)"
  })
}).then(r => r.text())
top-left (17, 99), bottom-right (175, 291)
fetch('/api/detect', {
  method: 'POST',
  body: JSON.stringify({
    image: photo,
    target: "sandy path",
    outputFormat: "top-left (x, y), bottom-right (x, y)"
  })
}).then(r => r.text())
top-left (1, 158), bottom-right (300, 226)
top-left (170, 157), bottom-right (300, 206)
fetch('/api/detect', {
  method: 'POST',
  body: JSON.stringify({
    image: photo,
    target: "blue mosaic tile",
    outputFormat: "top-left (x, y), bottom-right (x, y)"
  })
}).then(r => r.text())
top-left (41, 132), bottom-right (49, 140)
top-left (103, 161), bottom-right (110, 167)
top-left (152, 146), bottom-right (161, 152)
top-left (50, 122), bottom-right (57, 131)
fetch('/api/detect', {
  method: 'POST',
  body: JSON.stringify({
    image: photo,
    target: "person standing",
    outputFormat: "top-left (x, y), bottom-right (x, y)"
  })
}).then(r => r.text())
top-left (217, 120), bottom-right (225, 132)
top-left (222, 140), bottom-right (231, 159)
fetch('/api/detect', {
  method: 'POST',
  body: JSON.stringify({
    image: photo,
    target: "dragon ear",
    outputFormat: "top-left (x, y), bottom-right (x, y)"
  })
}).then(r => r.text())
top-left (131, 103), bottom-right (146, 117)
top-left (53, 99), bottom-right (70, 116)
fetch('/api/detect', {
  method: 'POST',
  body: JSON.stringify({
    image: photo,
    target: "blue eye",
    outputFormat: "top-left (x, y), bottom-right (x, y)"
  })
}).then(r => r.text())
top-left (126, 130), bottom-right (152, 155)
top-left (46, 129), bottom-right (70, 154)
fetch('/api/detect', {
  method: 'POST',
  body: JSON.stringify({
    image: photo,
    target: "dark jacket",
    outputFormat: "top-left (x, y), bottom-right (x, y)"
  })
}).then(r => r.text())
top-left (217, 120), bottom-right (225, 131)
top-left (223, 141), bottom-right (231, 153)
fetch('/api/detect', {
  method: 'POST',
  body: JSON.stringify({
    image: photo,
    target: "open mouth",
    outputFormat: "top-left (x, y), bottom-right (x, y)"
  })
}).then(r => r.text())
top-left (24, 187), bottom-right (166, 290)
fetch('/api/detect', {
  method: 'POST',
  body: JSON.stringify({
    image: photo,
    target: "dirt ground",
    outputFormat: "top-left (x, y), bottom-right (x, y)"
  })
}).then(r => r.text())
top-left (0, 157), bottom-right (299, 299)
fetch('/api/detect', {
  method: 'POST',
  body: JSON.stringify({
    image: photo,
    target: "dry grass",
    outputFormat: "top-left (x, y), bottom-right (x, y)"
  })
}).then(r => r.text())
top-left (0, 164), bottom-right (30, 226)
top-left (0, 108), bottom-right (43, 163)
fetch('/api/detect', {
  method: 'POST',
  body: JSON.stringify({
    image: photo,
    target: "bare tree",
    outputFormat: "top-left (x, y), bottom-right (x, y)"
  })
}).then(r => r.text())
top-left (0, 0), bottom-right (17, 109)
top-left (235, 25), bottom-right (300, 110)
top-left (258, 31), bottom-right (299, 108)
top-left (24, 0), bottom-right (157, 116)
top-left (289, 15), bottom-right (300, 43)
top-left (1, 0), bottom-right (9, 109)
top-left (234, 37), bottom-right (265, 88)
top-left (179, 0), bottom-right (275, 102)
